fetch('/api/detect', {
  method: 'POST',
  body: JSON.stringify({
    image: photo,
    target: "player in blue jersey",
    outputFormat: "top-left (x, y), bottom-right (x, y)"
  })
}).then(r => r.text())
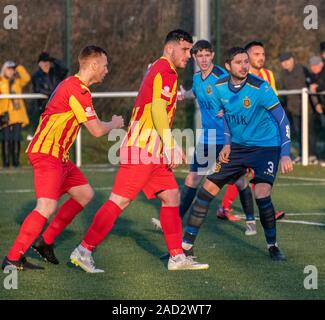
top-left (182, 47), bottom-right (293, 261)
top-left (178, 40), bottom-right (244, 222)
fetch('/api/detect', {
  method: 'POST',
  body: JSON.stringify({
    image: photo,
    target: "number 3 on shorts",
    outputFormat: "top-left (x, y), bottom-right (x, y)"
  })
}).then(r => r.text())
top-left (267, 161), bottom-right (274, 174)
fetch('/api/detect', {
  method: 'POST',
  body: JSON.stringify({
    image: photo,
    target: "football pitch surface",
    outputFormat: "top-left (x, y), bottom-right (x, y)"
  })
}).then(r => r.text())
top-left (0, 165), bottom-right (324, 300)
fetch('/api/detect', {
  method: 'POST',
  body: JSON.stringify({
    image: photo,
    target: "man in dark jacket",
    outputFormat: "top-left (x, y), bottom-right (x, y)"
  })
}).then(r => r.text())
top-left (279, 52), bottom-right (317, 164)
top-left (30, 52), bottom-right (68, 135)
top-left (309, 56), bottom-right (325, 146)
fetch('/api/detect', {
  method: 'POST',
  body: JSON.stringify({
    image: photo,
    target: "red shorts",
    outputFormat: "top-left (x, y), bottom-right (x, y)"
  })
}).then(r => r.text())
top-left (112, 163), bottom-right (179, 200)
top-left (28, 153), bottom-right (89, 200)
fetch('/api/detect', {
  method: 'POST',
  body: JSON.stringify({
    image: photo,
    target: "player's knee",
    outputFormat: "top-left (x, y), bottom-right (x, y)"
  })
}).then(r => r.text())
top-left (234, 175), bottom-right (248, 191)
top-left (109, 193), bottom-right (130, 210)
top-left (81, 186), bottom-right (95, 206)
top-left (161, 189), bottom-right (180, 207)
top-left (35, 199), bottom-right (57, 218)
top-left (185, 172), bottom-right (201, 188)
top-left (254, 182), bottom-right (272, 198)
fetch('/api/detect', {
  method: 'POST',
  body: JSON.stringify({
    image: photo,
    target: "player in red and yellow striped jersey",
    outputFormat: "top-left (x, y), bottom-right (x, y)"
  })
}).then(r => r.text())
top-left (217, 41), bottom-right (285, 223)
top-left (70, 30), bottom-right (209, 273)
top-left (2, 46), bottom-right (124, 271)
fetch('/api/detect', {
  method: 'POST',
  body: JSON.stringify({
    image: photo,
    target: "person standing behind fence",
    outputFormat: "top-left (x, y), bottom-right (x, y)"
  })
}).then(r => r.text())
top-left (309, 56), bottom-right (325, 150)
top-left (278, 52), bottom-right (317, 164)
top-left (30, 52), bottom-right (68, 139)
top-left (0, 61), bottom-right (30, 167)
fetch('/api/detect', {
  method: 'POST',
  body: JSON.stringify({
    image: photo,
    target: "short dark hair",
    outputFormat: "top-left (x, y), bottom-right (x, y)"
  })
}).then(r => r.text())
top-left (78, 45), bottom-right (107, 62)
top-left (165, 29), bottom-right (193, 44)
top-left (191, 40), bottom-right (214, 55)
top-left (244, 41), bottom-right (264, 51)
top-left (225, 47), bottom-right (248, 64)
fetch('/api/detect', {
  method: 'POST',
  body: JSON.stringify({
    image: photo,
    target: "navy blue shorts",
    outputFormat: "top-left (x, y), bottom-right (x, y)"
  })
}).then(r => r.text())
top-left (190, 143), bottom-right (223, 175)
top-left (207, 143), bottom-right (281, 186)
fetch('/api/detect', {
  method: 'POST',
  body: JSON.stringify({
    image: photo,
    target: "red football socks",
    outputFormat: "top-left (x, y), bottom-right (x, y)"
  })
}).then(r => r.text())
top-left (81, 200), bottom-right (122, 251)
top-left (7, 210), bottom-right (48, 261)
top-left (221, 184), bottom-right (239, 209)
top-left (42, 198), bottom-right (83, 245)
top-left (160, 206), bottom-right (183, 256)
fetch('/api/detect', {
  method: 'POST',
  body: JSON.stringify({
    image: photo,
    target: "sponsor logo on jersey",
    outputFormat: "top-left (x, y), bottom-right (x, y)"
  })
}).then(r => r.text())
top-left (85, 106), bottom-right (96, 117)
top-left (161, 86), bottom-right (171, 98)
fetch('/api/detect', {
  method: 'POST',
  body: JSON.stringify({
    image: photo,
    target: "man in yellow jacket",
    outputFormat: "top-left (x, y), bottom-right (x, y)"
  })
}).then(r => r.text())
top-left (0, 61), bottom-right (30, 167)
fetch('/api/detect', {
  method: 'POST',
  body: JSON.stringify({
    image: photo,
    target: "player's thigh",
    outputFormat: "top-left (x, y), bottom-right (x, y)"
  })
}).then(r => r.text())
top-left (143, 164), bottom-right (179, 201)
top-left (61, 161), bottom-right (90, 197)
top-left (206, 146), bottom-right (246, 191)
top-left (112, 164), bottom-right (153, 201)
top-left (29, 153), bottom-right (64, 201)
top-left (247, 147), bottom-right (280, 187)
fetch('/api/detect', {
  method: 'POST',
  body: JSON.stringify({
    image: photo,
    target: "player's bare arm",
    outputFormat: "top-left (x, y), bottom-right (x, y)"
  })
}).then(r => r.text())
top-left (84, 115), bottom-right (124, 138)
top-left (151, 97), bottom-right (186, 168)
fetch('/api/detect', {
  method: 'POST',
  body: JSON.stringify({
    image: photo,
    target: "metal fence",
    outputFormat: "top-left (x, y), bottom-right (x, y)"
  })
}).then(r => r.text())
top-left (0, 89), bottom-right (322, 167)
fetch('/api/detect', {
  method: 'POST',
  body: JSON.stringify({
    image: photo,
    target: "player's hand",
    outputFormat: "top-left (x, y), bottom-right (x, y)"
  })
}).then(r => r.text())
top-left (310, 83), bottom-right (318, 93)
top-left (316, 104), bottom-right (323, 114)
top-left (177, 85), bottom-right (186, 101)
top-left (111, 115), bottom-right (124, 129)
top-left (280, 156), bottom-right (293, 174)
top-left (219, 144), bottom-right (231, 164)
top-left (164, 144), bottom-right (187, 169)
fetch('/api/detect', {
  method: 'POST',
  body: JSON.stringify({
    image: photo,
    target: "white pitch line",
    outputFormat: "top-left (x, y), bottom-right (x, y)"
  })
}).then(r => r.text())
top-left (278, 176), bottom-right (325, 182)
top-left (275, 182), bottom-right (325, 186)
top-left (2, 186), bottom-right (112, 194)
top-left (277, 220), bottom-right (325, 227)
top-left (285, 213), bottom-right (325, 216)
top-left (236, 214), bottom-right (325, 227)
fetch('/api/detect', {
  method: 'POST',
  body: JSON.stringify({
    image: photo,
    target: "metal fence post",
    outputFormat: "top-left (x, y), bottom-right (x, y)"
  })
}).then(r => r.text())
top-left (301, 88), bottom-right (309, 166)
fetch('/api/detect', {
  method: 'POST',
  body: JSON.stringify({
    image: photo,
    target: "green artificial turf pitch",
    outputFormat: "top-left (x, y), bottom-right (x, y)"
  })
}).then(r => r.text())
top-left (0, 165), bottom-right (324, 300)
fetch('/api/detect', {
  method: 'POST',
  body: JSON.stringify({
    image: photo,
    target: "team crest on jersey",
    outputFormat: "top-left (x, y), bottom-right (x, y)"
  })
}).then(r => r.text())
top-left (243, 96), bottom-right (251, 108)
top-left (214, 161), bottom-right (222, 173)
top-left (206, 85), bottom-right (212, 95)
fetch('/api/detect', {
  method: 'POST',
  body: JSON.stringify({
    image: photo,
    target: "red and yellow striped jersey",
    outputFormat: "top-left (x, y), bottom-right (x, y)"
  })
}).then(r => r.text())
top-left (258, 68), bottom-right (278, 94)
top-left (27, 75), bottom-right (97, 161)
top-left (122, 57), bottom-right (178, 158)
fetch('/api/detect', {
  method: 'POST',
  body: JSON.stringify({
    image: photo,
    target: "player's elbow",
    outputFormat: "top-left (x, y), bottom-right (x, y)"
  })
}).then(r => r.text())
top-left (90, 128), bottom-right (104, 138)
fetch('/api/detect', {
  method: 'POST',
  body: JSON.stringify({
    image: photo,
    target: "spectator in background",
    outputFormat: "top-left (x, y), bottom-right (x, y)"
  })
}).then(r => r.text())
top-left (30, 52), bottom-right (68, 139)
top-left (309, 56), bottom-right (325, 148)
top-left (0, 61), bottom-right (31, 167)
top-left (278, 52), bottom-right (317, 164)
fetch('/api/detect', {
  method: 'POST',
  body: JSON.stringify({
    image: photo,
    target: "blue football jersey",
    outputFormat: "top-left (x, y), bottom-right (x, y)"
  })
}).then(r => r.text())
top-left (192, 65), bottom-right (228, 145)
top-left (214, 73), bottom-right (281, 147)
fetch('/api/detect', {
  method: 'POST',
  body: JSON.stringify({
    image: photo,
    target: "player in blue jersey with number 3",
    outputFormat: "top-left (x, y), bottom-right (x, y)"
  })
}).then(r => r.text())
top-left (182, 47), bottom-right (293, 261)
